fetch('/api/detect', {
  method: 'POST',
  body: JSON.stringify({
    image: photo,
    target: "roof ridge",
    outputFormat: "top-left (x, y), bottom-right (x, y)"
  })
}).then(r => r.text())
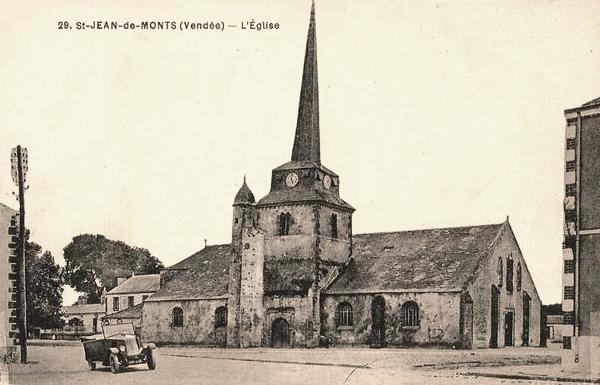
top-left (354, 222), bottom-right (504, 237)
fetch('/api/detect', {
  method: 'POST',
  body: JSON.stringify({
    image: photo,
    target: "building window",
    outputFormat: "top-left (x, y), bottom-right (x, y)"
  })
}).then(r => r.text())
top-left (215, 306), bottom-right (227, 328)
top-left (112, 297), bottom-right (119, 312)
top-left (128, 296), bottom-right (134, 308)
top-left (278, 212), bottom-right (292, 236)
top-left (506, 255), bottom-right (514, 293)
top-left (516, 262), bottom-right (522, 291)
top-left (172, 307), bottom-right (184, 327)
top-left (565, 184), bottom-right (576, 197)
top-left (400, 301), bottom-right (420, 327)
top-left (564, 260), bottom-right (575, 274)
top-left (564, 286), bottom-right (575, 300)
top-left (497, 258), bottom-right (503, 288)
top-left (335, 302), bottom-right (353, 327)
top-left (565, 161), bottom-right (576, 172)
top-left (563, 336), bottom-right (572, 350)
top-left (330, 213), bottom-right (338, 239)
top-left (566, 138), bottom-right (576, 150)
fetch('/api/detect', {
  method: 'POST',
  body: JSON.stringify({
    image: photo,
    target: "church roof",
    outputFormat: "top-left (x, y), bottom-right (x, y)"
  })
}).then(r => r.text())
top-left (146, 244), bottom-right (231, 301)
top-left (233, 177), bottom-right (255, 205)
top-left (291, 1), bottom-right (320, 164)
top-left (325, 222), bottom-right (505, 294)
top-left (107, 274), bottom-right (160, 295)
top-left (257, 185), bottom-right (353, 210)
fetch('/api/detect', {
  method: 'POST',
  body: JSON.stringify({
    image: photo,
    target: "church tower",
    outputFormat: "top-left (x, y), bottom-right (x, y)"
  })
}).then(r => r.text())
top-left (255, 2), bottom-right (354, 348)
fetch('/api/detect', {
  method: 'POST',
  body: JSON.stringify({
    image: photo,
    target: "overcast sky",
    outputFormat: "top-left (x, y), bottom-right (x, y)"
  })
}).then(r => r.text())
top-left (1, 1), bottom-right (599, 306)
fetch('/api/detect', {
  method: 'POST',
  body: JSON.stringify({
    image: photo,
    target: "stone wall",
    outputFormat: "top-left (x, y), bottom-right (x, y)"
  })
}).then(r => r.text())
top-left (466, 224), bottom-right (542, 348)
top-left (142, 298), bottom-right (228, 346)
top-left (238, 227), bottom-right (265, 347)
top-left (259, 205), bottom-right (316, 238)
top-left (321, 292), bottom-right (461, 347)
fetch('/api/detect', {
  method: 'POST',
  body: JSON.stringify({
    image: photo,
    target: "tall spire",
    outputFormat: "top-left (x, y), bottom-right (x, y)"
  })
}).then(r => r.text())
top-left (291, 1), bottom-right (320, 164)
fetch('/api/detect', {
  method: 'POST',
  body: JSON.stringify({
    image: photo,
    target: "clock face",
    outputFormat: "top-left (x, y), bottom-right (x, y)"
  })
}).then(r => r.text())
top-left (323, 175), bottom-right (331, 189)
top-left (285, 172), bottom-right (299, 187)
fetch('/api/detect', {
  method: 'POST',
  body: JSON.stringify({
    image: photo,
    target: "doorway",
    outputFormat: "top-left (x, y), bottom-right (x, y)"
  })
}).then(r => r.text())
top-left (504, 311), bottom-right (514, 347)
top-left (522, 291), bottom-right (530, 346)
top-left (460, 293), bottom-right (474, 349)
top-left (371, 296), bottom-right (386, 348)
top-left (271, 318), bottom-right (290, 348)
top-left (490, 285), bottom-right (500, 348)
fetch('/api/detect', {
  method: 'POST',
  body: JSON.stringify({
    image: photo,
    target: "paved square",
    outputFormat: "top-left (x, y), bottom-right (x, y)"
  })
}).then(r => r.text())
top-left (7, 345), bottom-right (569, 385)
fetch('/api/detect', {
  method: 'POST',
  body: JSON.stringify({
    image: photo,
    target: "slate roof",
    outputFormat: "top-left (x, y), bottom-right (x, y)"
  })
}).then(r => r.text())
top-left (234, 177), bottom-right (255, 205)
top-left (62, 304), bottom-right (105, 315)
top-left (107, 274), bottom-right (160, 295)
top-left (146, 244), bottom-right (231, 301)
top-left (257, 186), bottom-right (353, 210)
top-left (291, 1), bottom-right (320, 164)
top-left (103, 303), bottom-right (143, 319)
top-left (325, 223), bottom-right (505, 294)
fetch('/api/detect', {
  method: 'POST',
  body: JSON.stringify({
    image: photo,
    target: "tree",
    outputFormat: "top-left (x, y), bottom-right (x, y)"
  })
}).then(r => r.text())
top-left (63, 234), bottom-right (164, 303)
top-left (25, 236), bottom-right (64, 330)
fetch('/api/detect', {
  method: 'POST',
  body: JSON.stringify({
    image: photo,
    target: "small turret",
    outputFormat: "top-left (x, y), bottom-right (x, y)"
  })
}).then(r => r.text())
top-left (233, 176), bottom-right (255, 206)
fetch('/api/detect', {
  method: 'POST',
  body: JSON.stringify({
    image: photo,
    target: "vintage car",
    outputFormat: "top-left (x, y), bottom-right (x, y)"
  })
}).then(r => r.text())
top-left (82, 323), bottom-right (157, 374)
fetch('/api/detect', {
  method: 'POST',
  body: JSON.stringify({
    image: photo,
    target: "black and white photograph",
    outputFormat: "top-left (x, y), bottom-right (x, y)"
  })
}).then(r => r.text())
top-left (1, 1), bottom-right (600, 384)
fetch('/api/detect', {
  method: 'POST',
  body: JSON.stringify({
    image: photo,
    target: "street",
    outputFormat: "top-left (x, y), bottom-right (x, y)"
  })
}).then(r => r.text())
top-left (6, 344), bottom-right (573, 385)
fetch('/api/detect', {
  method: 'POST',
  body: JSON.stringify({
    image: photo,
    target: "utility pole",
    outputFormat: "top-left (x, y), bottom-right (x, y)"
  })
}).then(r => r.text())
top-left (10, 145), bottom-right (28, 363)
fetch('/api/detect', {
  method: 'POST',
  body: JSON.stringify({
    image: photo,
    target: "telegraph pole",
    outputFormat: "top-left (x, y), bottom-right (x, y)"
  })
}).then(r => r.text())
top-left (11, 145), bottom-right (28, 363)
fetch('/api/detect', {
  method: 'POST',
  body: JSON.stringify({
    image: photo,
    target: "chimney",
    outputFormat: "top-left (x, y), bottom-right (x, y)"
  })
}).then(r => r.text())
top-left (204, 239), bottom-right (207, 248)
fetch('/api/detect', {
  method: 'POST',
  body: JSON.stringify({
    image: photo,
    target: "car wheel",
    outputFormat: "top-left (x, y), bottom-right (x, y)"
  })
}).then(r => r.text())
top-left (87, 361), bottom-right (96, 370)
top-left (110, 354), bottom-right (120, 374)
top-left (146, 349), bottom-right (157, 370)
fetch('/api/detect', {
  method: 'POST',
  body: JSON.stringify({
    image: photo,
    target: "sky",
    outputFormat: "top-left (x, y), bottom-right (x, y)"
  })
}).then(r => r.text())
top-left (1, 1), bottom-right (599, 306)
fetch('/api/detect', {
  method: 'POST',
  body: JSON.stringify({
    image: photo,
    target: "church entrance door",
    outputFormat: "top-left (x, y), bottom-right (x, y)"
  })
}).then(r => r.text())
top-left (371, 296), bottom-right (386, 348)
top-left (490, 285), bottom-right (500, 348)
top-left (460, 293), bottom-right (474, 349)
top-left (504, 311), bottom-right (514, 347)
top-left (271, 318), bottom-right (290, 348)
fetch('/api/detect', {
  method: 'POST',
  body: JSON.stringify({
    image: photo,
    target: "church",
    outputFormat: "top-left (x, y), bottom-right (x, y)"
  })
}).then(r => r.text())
top-left (142, 3), bottom-right (541, 349)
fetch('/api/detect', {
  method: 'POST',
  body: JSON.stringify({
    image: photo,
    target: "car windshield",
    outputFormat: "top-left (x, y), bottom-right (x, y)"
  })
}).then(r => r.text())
top-left (102, 323), bottom-right (135, 338)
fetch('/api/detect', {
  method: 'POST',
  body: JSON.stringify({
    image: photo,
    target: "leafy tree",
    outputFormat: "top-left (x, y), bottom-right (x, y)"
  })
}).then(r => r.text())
top-left (25, 236), bottom-right (64, 330)
top-left (63, 234), bottom-right (164, 303)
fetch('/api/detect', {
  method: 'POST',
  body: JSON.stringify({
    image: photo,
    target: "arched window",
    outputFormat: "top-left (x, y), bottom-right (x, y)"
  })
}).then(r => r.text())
top-left (335, 302), bottom-right (353, 327)
top-left (516, 262), bottom-right (522, 291)
top-left (278, 212), bottom-right (292, 236)
top-left (215, 306), bottom-right (228, 328)
top-left (497, 257), bottom-right (503, 287)
top-left (172, 307), bottom-right (183, 327)
top-left (330, 213), bottom-right (338, 239)
top-left (400, 301), bottom-right (420, 327)
top-left (506, 255), bottom-right (514, 293)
